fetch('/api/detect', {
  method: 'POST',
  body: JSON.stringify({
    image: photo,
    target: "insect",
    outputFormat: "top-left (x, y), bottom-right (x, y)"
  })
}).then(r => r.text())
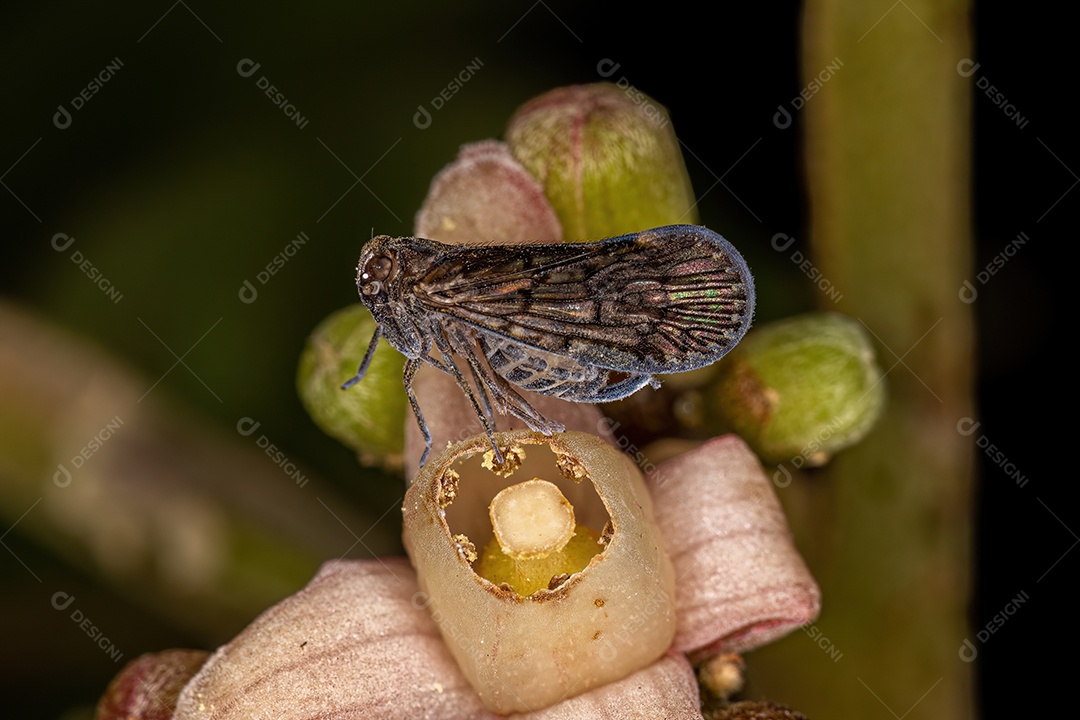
top-left (342, 224), bottom-right (755, 466)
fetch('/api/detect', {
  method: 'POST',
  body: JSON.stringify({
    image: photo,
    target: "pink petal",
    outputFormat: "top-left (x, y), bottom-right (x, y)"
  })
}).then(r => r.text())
top-left (512, 653), bottom-right (702, 720)
top-left (649, 435), bottom-right (820, 657)
top-left (414, 140), bottom-right (562, 246)
top-left (173, 558), bottom-right (497, 720)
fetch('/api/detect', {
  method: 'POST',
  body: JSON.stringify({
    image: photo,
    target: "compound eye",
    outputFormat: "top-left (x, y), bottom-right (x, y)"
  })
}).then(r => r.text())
top-left (362, 254), bottom-right (393, 282)
top-left (359, 253), bottom-right (393, 297)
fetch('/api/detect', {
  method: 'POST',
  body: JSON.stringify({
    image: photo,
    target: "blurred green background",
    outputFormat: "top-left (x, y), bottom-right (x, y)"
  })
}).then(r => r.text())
top-left (0, 2), bottom-right (1066, 718)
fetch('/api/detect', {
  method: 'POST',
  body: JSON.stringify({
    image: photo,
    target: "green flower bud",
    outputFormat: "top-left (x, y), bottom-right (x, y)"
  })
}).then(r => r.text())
top-left (704, 313), bottom-right (885, 466)
top-left (506, 83), bottom-right (697, 240)
top-left (296, 304), bottom-right (405, 467)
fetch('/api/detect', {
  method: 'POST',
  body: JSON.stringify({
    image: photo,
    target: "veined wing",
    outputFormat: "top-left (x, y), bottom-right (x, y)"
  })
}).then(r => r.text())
top-left (414, 225), bottom-right (755, 374)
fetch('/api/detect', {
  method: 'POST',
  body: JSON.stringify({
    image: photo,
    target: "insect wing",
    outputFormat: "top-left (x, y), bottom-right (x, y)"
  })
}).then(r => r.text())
top-left (473, 329), bottom-right (656, 402)
top-left (413, 225), bottom-right (754, 375)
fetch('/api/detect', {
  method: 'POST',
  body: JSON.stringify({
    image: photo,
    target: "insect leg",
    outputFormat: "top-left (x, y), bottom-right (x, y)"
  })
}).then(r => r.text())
top-left (446, 326), bottom-right (564, 436)
top-left (430, 330), bottom-right (496, 430)
top-left (427, 326), bottom-right (505, 465)
top-left (400, 357), bottom-right (435, 466)
top-left (340, 326), bottom-right (382, 390)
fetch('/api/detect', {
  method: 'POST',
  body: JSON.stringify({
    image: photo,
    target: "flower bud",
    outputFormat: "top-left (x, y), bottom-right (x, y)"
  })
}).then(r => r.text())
top-left (296, 304), bottom-right (405, 467)
top-left (506, 83), bottom-right (697, 240)
top-left (403, 429), bottom-right (676, 713)
top-left (96, 650), bottom-right (209, 720)
top-left (704, 312), bottom-right (885, 465)
top-left (414, 140), bottom-right (562, 244)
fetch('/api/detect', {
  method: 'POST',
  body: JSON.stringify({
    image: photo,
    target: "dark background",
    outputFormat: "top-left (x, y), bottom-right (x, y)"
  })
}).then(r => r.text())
top-left (0, 2), bottom-right (1066, 717)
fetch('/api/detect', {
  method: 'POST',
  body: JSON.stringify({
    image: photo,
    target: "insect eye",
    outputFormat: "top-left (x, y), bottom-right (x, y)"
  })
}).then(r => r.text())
top-left (363, 254), bottom-right (393, 282)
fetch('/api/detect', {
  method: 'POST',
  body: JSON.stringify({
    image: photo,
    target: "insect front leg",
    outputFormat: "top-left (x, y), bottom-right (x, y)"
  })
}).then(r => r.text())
top-left (340, 326), bottom-right (382, 390)
top-left (402, 356), bottom-right (433, 466)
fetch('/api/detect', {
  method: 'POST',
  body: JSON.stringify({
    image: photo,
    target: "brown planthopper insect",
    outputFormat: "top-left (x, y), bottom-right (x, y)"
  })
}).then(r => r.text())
top-left (341, 224), bottom-right (755, 466)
